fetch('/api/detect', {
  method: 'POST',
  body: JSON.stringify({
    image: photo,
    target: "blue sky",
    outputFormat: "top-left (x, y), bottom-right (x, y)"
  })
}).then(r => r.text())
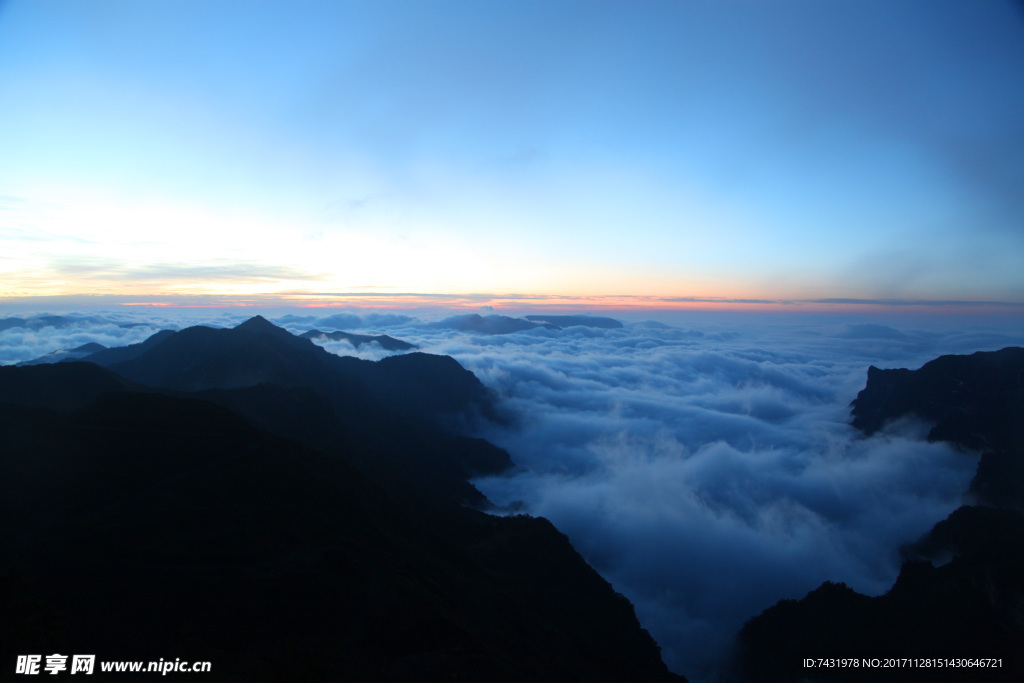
top-left (1, 0), bottom-right (1022, 309)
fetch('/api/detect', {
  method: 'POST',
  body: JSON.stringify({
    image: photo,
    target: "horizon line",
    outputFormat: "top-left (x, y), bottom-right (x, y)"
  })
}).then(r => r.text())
top-left (2, 292), bottom-right (1023, 314)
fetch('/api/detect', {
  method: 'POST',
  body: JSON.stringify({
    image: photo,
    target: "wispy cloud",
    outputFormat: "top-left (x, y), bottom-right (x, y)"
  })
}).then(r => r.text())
top-left (42, 256), bottom-right (323, 284)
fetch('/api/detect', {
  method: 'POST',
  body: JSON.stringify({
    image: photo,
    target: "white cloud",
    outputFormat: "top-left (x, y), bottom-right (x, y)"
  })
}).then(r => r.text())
top-left (1, 305), bottom-right (1021, 679)
top-left (400, 315), bottom-right (1021, 678)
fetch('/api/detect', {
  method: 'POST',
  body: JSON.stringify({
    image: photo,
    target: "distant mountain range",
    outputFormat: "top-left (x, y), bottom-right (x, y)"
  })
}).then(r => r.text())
top-left (738, 347), bottom-right (1024, 682)
top-left (299, 328), bottom-right (417, 351)
top-left (524, 315), bottom-right (623, 329)
top-left (16, 342), bottom-right (108, 366)
top-left (431, 313), bottom-right (623, 335)
top-left (0, 316), bottom-right (681, 682)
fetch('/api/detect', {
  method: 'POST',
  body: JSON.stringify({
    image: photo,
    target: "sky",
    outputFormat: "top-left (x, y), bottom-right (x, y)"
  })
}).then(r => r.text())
top-left (3, 3), bottom-right (1023, 677)
top-left (1, 0), bottom-right (1023, 311)
top-left (3, 2), bottom-right (1023, 675)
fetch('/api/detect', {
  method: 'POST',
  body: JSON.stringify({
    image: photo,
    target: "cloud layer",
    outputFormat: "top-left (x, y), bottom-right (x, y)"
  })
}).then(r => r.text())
top-left (2, 307), bottom-right (1022, 679)
top-left (391, 314), bottom-right (1022, 678)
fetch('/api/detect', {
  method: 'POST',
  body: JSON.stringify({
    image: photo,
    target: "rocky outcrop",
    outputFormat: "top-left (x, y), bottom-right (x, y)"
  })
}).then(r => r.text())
top-left (737, 348), bottom-right (1024, 682)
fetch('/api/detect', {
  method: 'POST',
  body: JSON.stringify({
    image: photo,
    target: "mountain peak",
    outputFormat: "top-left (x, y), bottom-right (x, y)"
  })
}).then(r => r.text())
top-left (235, 315), bottom-right (282, 333)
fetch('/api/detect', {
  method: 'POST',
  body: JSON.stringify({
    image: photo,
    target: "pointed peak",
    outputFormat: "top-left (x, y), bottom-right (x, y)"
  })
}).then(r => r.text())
top-left (232, 316), bottom-right (312, 347)
top-left (235, 315), bottom-right (281, 333)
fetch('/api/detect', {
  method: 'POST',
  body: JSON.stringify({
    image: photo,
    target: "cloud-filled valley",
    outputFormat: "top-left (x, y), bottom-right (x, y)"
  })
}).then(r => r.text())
top-left (2, 308), bottom-right (1022, 679)
top-left (406, 317), bottom-right (1013, 677)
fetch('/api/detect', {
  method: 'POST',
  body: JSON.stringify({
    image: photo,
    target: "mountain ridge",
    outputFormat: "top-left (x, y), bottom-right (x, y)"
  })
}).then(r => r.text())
top-left (300, 328), bottom-right (417, 351)
top-left (0, 315), bottom-right (683, 681)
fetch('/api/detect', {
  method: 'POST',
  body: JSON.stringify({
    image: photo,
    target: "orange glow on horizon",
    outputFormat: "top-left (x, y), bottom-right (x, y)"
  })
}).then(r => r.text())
top-left (83, 292), bottom-right (1024, 318)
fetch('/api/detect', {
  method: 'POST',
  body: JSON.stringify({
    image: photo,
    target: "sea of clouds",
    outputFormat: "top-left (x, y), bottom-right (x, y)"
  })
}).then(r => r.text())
top-left (2, 307), bottom-right (1023, 680)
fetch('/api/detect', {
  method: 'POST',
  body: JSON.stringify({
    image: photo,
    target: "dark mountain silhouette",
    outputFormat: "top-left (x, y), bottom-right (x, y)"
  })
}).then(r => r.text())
top-left (524, 315), bottom-right (623, 329)
top-left (0, 361), bottom-right (148, 411)
top-left (16, 342), bottom-right (108, 366)
top-left (851, 346), bottom-right (1024, 452)
top-left (903, 504), bottom-right (1024, 563)
top-left (1, 317), bottom-right (683, 681)
top-left (432, 314), bottom-right (556, 335)
top-left (739, 559), bottom-right (1023, 683)
top-left (76, 329), bottom-right (176, 366)
top-left (738, 348), bottom-right (1024, 681)
top-left (84, 316), bottom-right (490, 423)
top-left (300, 328), bottom-right (417, 351)
top-left (969, 449), bottom-right (1024, 513)
top-left (66, 317), bottom-right (505, 512)
top-left (851, 346), bottom-right (1024, 510)
top-left (430, 313), bottom-right (624, 335)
